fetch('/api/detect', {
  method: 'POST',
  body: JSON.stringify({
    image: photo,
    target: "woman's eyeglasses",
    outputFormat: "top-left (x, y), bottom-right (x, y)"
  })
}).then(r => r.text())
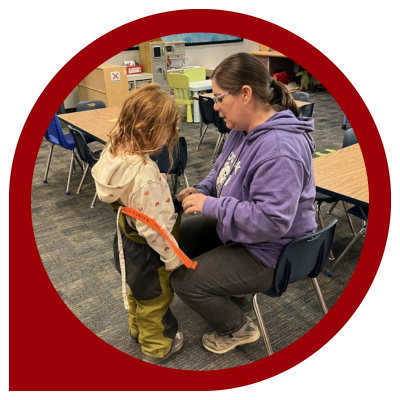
top-left (212, 92), bottom-right (230, 107)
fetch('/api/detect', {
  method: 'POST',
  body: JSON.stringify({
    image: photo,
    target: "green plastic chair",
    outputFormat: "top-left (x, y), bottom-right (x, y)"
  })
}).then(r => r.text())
top-left (183, 67), bottom-right (206, 82)
top-left (168, 73), bottom-right (194, 123)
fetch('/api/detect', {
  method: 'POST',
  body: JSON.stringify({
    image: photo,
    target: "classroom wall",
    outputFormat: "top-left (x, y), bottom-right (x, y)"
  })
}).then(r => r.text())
top-left (64, 39), bottom-right (259, 109)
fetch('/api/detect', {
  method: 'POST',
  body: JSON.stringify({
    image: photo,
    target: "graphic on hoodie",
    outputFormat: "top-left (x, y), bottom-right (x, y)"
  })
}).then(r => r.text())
top-left (216, 152), bottom-right (241, 197)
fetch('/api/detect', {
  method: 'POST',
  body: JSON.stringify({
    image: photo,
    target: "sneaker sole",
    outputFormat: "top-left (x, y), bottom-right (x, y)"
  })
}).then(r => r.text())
top-left (202, 328), bottom-right (261, 354)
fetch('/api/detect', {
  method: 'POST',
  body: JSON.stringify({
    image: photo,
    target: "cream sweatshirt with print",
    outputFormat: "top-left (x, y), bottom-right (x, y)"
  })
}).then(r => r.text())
top-left (92, 144), bottom-right (182, 271)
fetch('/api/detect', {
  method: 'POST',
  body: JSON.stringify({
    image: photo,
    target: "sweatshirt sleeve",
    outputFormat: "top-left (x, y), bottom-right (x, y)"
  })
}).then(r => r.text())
top-left (202, 156), bottom-right (305, 244)
top-left (193, 159), bottom-right (220, 197)
top-left (135, 182), bottom-right (182, 271)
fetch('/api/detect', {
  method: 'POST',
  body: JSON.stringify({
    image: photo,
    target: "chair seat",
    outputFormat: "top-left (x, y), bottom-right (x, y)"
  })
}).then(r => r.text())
top-left (347, 205), bottom-right (368, 220)
top-left (61, 132), bottom-right (76, 150)
top-left (315, 192), bottom-right (336, 204)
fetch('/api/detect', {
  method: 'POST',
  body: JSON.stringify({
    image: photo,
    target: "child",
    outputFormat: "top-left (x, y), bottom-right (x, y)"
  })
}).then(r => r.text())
top-left (92, 84), bottom-right (184, 364)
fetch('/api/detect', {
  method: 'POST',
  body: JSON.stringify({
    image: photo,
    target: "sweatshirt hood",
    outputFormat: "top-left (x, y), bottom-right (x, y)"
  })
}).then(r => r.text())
top-left (91, 145), bottom-right (142, 204)
top-left (247, 110), bottom-right (316, 153)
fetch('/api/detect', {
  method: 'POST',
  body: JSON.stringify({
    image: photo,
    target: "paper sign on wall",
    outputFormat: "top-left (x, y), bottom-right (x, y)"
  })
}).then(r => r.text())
top-left (111, 71), bottom-right (120, 82)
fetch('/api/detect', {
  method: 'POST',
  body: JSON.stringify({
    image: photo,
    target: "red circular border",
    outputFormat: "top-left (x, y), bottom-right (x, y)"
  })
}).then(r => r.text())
top-left (10, 10), bottom-right (390, 391)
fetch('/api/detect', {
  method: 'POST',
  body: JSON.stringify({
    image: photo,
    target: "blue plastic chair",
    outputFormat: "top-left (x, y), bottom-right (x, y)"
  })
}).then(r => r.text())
top-left (292, 91), bottom-right (310, 102)
top-left (342, 114), bottom-right (348, 129)
top-left (252, 219), bottom-right (338, 355)
top-left (43, 114), bottom-right (83, 195)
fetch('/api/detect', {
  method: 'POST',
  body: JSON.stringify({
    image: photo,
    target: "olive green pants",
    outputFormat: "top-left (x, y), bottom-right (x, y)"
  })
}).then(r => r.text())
top-left (127, 267), bottom-right (175, 358)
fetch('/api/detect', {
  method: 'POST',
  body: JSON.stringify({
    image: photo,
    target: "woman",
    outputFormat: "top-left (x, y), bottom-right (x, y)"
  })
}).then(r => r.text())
top-left (171, 52), bottom-right (317, 354)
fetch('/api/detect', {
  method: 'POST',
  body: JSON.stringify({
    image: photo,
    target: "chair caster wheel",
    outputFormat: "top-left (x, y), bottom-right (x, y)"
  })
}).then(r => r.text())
top-left (326, 270), bottom-right (333, 277)
top-left (65, 191), bottom-right (70, 195)
top-left (43, 179), bottom-right (47, 183)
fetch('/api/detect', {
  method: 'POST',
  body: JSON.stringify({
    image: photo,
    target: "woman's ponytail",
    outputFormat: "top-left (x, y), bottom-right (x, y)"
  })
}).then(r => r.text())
top-left (269, 80), bottom-right (299, 117)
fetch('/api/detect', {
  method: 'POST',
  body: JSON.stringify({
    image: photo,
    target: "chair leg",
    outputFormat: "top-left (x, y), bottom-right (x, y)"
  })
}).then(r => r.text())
top-left (196, 123), bottom-right (209, 150)
top-left (211, 133), bottom-right (226, 163)
top-left (43, 144), bottom-right (54, 183)
top-left (342, 201), bottom-right (356, 236)
top-left (183, 173), bottom-right (189, 188)
top-left (77, 165), bottom-right (90, 194)
top-left (172, 174), bottom-right (179, 196)
top-left (311, 278), bottom-right (328, 316)
top-left (327, 226), bottom-right (367, 276)
top-left (73, 151), bottom-right (84, 171)
top-left (316, 202), bottom-right (335, 260)
top-left (65, 151), bottom-right (75, 195)
top-left (186, 104), bottom-right (193, 123)
top-left (252, 293), bottom-right (273, 356)
top-left (327, 201), bottom-right (338, 215)
top-left (90, 192), bottom-right (98, 209)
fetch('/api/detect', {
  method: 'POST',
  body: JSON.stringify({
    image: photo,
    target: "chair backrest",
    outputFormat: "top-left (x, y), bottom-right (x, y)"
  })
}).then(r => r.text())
top-left (45, 114), bottom-right (75, 150)
top-left (183, 67), bottom-right (206, 82)
top-left (167, 73), bottom-right (191, 103)
top-left (298, 102), bottom-right (315, 117)
top-left (199, 95), bottom-right (216, 125)
top-left (342, 128), bottom-right (358, 148)
top-left (152, 137), bottom-right (187, 176)
top-left (214, 111), bottom-right (230, 134)
top-left (168, 73), bottom-right (190, 90)
top-left (292, 91), bottom-right (310, 102)
top-left (76, 100), bottom-right (106, 112)
top-left (265, 219), bottom-right (338, 297)
top-left (198, 95), bottom-right (230, 134)
top-left (68, 126), bottom-right (99, 168)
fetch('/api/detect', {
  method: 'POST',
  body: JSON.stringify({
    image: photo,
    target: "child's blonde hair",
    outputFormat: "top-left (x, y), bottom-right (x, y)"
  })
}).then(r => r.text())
top-left (108, 83), bottom-right (180, 170)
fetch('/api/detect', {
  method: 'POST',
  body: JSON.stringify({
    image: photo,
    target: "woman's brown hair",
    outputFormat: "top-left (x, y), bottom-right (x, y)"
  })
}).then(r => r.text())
top-left (107, 83), bottom-right (180, 170)
top-left (211, 52), bottom-right (299, 117)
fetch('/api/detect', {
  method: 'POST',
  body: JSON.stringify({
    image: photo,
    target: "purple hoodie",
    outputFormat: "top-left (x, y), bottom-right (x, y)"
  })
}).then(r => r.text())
top-left (196, 110), bottom-right (317, 268)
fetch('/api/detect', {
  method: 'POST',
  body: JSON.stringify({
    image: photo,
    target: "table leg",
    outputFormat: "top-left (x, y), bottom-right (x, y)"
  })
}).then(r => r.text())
top-left (193, 90), bottom-right (200, 123)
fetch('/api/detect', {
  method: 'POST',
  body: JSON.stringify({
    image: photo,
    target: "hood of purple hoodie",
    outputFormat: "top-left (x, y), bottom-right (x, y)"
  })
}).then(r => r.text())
top-left (245, 110), bottom-right (315, 153)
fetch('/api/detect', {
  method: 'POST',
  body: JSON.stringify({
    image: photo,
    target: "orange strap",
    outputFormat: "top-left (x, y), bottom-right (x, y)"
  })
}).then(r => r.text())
top-left (121, 207), bottom-right (197, 270)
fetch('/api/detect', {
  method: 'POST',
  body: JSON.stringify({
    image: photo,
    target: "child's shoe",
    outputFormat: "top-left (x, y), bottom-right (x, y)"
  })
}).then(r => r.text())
top-left (141, 332), bottom-right (184, 364)
top-left (130, 330), bottom-right (139, 343)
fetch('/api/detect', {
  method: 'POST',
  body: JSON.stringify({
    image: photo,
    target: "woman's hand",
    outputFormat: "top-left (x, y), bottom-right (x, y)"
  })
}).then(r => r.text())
top-left (182, 193), bottom-right (207, 214)
top-left (177, 187), bottom-right (199, 202)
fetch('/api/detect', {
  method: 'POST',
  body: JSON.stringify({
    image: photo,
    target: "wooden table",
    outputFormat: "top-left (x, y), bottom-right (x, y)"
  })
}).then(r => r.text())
top-left (313, 143), bottom-right (368, 209)
top-left (58, 107), bottom-right (121, 144)
top-left (313, 143), bottom-right (369, 274)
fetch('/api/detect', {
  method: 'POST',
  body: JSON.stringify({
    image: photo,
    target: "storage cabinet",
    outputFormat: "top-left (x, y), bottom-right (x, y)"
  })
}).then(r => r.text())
top-left (127, 73), bottom-right (154, 92)
top-left (78, 64), bottom-right (129, 108)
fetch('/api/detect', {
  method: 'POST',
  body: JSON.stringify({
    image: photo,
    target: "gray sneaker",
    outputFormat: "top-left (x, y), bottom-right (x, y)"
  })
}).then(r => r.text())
top-left (141, 332), bottom-right (184, 364)
top-left (202, 317), bottom-right (260, 354)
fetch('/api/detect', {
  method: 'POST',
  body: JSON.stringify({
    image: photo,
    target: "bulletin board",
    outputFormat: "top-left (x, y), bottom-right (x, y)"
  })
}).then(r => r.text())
top-left (126, 33), bottom-right (243, 50)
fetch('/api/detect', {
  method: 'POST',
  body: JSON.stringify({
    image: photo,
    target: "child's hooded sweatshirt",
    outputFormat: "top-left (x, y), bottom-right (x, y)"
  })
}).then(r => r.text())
top-left (92, 146), bottom-right (181, 271)
top-left (197, 110), bottom-right (317, 268)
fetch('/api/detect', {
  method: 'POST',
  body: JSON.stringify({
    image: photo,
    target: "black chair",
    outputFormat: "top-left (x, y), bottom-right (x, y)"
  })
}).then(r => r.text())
top-left (252, 219), bottom-right (338, 355)
top-left (151, 137), bottom-right (189, 196)
top-left (299, 102), bottom-right (315, 117)
top-left (75, 100), bottom-right (107, 144)
top-left (68, 126), bottom-right (102, 208)
top-left (197, 95), bottom-right (230, 163)
top-left (326, 206), bottom-right (367, 277)
top-left (314, 128), bottom-right (358, 259)
top-left (292, 91), bottom-right (310, 102)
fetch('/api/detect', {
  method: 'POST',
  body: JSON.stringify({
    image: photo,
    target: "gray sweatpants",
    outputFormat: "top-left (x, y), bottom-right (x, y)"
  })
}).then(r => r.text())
top-left (171, 216), bottom-right (275, 335)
